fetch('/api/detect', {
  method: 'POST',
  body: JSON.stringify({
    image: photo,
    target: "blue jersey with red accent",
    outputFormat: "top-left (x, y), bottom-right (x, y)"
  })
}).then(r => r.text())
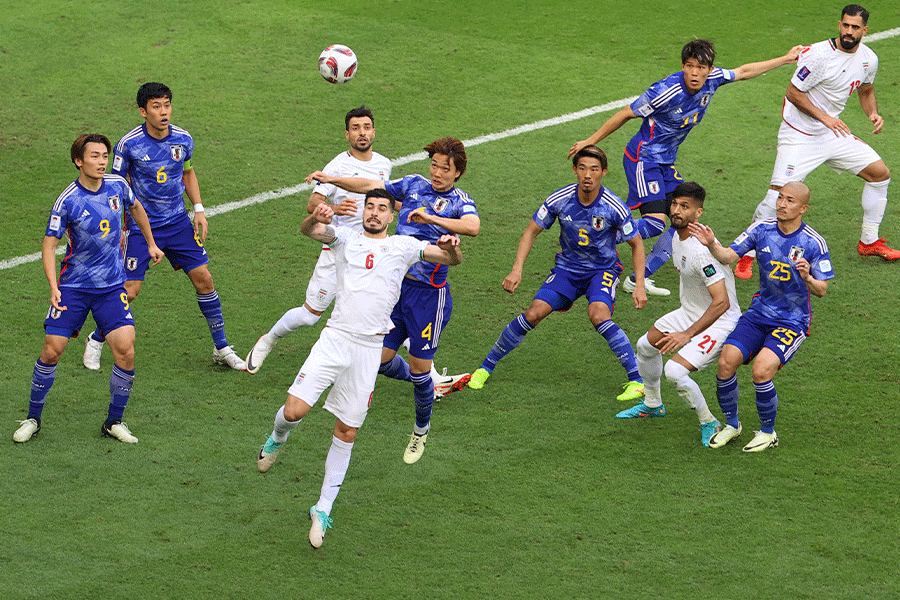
top-left (729, 219), bottom-right (834, 332)
top-left (533, 183), bottom-right (638, 275)
top-left (45, 175), bottom-right (135, 289)
top-left (113, 123), bottom-right (194, 232)
top-left (626, 67), bottom-right (735, 164)
top-left (385, 174), bottom-right (478, 287)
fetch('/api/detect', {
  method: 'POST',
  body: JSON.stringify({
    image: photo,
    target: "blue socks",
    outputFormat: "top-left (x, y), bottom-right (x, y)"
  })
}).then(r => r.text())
top-left (480, 314), bottom-right (534, 372)
top-left (410, 371), bottom-right (433, 430)
top-left (379, 355), bottom-right (412, 381)
top-left (107, 365), bottom-right (135, 423)
top-left (644, 226), bottom-right (675, 278)
top-left (197, 290), bottom-right (229, 349)
top-left (754, 380), bottom-right (778, 434)
top-left (595, 320), bottom-right (641, 382)
top-left (29, 359), bottom-right (57, 420)
top-left (716, 375), bottom-right (740, 428)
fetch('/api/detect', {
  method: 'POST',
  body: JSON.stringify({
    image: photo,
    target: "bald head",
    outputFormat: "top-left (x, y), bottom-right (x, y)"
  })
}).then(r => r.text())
top-left (781, 181), bottom-right (810, 206)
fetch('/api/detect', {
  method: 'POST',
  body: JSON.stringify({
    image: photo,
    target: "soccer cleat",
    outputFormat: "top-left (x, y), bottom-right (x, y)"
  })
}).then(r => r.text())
top-left (433, 367), bottom-right (471, 400)
top-left (857, 238), bottom-right (900, 261)
top-left (257, 435), bottom-right (284, 473)
top-left (213, 345), bottom-right (247, 371)
top-left (623, 274), bottom-right (671, 296)
top-left (734, 255), bottom-right (754, 280)
top-left (403, 431), bottom-right (427, 464)
top-left (308, 505), bottom-right (333, 549)
top-left (83, 336), bottom-right (104, 371)
top-left (246, 334), bottom-right (277, 374)
top-left (615, 401), bottom-right (666, 418)
top-left (467, 368), bottom-right (491, 390)
top-left (699, 419), bottom-right (722, 447)
top-left (616, 381), bottom-right (645, 402)
top-left (708, 422), bottom-right (742, 448)
top-left (742, 430), bottom-right (779, 452)
top-left (101, 420), bottom-right (139, 443)
top-left (13, 418), bottom-right (40, 443)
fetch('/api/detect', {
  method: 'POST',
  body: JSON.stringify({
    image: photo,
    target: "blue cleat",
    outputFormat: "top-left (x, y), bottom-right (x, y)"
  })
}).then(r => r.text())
top-left (699, 419), bottom-right (722, 447)
top-left (616, 401), bottom-right (666, 418)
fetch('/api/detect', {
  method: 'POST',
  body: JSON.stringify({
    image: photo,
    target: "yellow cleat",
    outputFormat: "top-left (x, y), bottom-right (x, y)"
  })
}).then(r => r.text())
top-left (616, 381), bottom-right (645, 402)
top-left (467, 368), bottom-right (491, 390)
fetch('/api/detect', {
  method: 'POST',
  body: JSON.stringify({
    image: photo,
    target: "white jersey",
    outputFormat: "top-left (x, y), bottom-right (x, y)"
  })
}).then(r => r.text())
top-left (783, 39), bottom-right (878, 136)
top-left (671, 233), bottom-right (741, 325)
top-left (326, 226), bottom-right (429, 338)
top-left (314, 150), bottom-right (393, 234)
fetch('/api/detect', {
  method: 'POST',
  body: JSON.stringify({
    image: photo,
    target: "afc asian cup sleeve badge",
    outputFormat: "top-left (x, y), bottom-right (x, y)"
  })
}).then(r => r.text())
top-left (108, 195), bottom-right (121, 212)
top-left (170, 144), bottom-right (185, 161)
top-left (591, 215), bottom-right (605, 231)
top-left (789, 246), bottom-right (805, 263)
top-left (433, 197), bottom-right (449, 213)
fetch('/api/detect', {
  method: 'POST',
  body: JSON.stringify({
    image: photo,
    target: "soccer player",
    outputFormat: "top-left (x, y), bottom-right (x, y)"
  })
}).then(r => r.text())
top-left (305, 137), bottom-right (479, 464)
top-left (615, 182), bottom-right (741, 447)
top-left (467, 145), bottom-right (648, 403)
top-left (688, 182), bottom-right (833, 452)
top-left (13, 134), bottom-right (164, 444)
top-left (736, 4), bottom-right (899, 280)
top-left (256, 190), bottom-right (463, 548)
top-left (569, 40), bottom-right (802, 295)
top-left (81, 82), bottom-right (246, 372)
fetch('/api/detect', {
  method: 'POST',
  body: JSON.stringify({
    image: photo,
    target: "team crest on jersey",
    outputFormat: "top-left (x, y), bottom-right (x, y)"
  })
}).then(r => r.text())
top-left (591, 215), bottom-right (605, 231)
top-left (789, 246), bottom-right (805, 262)
top-left (785, 164), bottom-right (795, 177)
top-left (170, 145), bottom-right (185, 161)
top-left (47, 306), bottom-right (62, 320)
top-left (700, 93), bottom-right (711, 107)
top-left (648, 181), bottom-right (660, 195)
top-left (108, 195), bottom-right (121, 212)
top-left (127, 257), bottom-right (138, 271)
top-left (433, 197), bottom-right (449, 212)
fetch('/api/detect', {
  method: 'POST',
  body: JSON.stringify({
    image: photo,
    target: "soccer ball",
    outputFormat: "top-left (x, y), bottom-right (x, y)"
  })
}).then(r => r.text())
top-left (318, 45), bottom-right (358, 84)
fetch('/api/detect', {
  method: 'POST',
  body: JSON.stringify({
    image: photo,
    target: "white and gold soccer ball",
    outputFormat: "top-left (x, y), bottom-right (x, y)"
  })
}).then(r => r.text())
top-left (318, 44), bottom-right (358, 84)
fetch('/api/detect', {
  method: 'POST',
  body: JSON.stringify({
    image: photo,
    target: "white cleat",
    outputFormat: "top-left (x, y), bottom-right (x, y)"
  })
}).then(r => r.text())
top-left (708, 423), bottom-right (742, 449)
top-left (623, 274), bottom-right (671, 296)
top-left (13, 418), bottom-right (41, 443)
top-left (246, 335), bottom-right (277, 374)
top-left (101, 420), bottom-right (139, 443)
top-left (742, 430), bottom-right (778, 453)
top-left (403, 431), bottom-right (428, 464)
top-left (433, 367), bottom-right (471, 400)
top-left (308, 505), bottom-right (333, 549)
top-left (83, 336), bottom-right (104, 370)
top-left (213, 345), bottom-right (247, 371)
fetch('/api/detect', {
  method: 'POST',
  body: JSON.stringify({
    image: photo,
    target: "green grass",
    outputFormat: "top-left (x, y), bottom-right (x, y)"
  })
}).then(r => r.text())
top-left (2, 1), bottom-right (900, 599)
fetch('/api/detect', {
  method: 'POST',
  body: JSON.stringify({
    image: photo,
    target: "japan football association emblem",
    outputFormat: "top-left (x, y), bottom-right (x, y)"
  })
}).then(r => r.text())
top-left (648, 181), bottom-right (660, 195)
top-left (591, 215), bottom-right (605, 231)
top-left (700, 93), bottom-right (711, 107)
top-left (127, 257), bottom-right (138, 271)
top-left (789, 246), bottom-right (805, 263)
top-left (108, 195), bottom-right (120, 212)
top-left (170, 144), bottom-right (184, 161)
top-left (433, 197), bottom-right (449, 213)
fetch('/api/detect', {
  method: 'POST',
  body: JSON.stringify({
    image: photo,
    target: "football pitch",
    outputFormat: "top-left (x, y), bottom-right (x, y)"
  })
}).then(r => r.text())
top-left (2, 1), bottom-right (899, 598)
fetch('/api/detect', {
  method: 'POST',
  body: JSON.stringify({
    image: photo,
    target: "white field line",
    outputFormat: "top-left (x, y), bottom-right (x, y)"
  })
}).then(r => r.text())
top-left (3, 28), bottom-right (899, 271)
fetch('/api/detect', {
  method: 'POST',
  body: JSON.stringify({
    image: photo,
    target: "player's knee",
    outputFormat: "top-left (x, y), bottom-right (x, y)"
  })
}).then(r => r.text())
top-left (636, 333), bottom-right (656, 356)
top-left (663, 360), bottom-right (691, 388)
top-left (334, 422), bottom-right (357, 443)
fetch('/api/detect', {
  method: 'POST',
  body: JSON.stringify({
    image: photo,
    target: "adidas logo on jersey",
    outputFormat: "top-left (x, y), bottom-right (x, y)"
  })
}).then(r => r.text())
top-left (561, 215), bottom-right (573, 221)
top-left (80, 209), bottom-right (91, 219)
top-left (141, 154), bottom-right (151, 161)
top-left (761, 246), bottom-right (771, 253)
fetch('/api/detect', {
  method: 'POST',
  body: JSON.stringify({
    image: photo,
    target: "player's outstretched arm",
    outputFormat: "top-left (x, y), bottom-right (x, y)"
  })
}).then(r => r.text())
top-left (732, 45), bottom-right (804, 81)
top-left (307, 191), bottom-right (357, 217)
top-left (128, 200), bottom-right (164, 265)
top-left (568, 106), bottom-right (637, 158)
top-left (301, 204), bottom-right (337, 243)
top-left (41, 235), bottom-right (65, 311)
top-left (502, 220), bottom-right (543, 294)
top-left (305, 171), bottom-right (385, 194)
top-left (687, 223), bottom-right (739, 265)
top-left (857, 84), bottom-right (884, 134)
top-left (424, 234), bottom-right (462, 266)
top-left (408, 210), bottom-right (480, 237)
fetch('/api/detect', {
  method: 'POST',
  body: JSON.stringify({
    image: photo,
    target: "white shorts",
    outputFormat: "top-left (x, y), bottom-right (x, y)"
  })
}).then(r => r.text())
top-left (770, 121), bottom-right (882, 186)
top-left (653, 308), bottom-right (738, 371)
top-left (287, 327), bottom-right (382, 428)
top-left (304, 249), bottom-right (337, 312)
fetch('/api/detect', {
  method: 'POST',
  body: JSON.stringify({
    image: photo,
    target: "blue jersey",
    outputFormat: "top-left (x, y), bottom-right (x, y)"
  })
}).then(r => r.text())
top-left (626, 67), bottom-right (735, 164)
top-left (533, 184), bottom-right (638, 275)
top-left (112, 123), bottom-right (194, 232)
top-left (385, 174), bottom-right (478, 286)
top-left (45, 175), bottom-right (135, 290)
top-left (730, 219), bottom-right (834, 331)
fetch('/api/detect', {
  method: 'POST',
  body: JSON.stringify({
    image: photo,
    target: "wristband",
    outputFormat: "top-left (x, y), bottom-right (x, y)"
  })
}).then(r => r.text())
top-left (193, 203), bottom-right (205, 213)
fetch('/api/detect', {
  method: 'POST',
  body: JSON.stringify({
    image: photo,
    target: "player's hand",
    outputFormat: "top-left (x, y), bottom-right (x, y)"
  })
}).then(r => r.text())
top-left (305, 170), bottom-right (330, 185)
top-left (313, 203), bottom-right (334, 223)
top-left (567, 140), bottom-right (589, 159)
top-left (408, 207), bottom-right (432, 225)
top-left (436, 234), bottom-right (460, 250)
top-left (333, 199), bottom-right (357, 216)
top-left (193, 211), bottom-right (209, 242)
top-left (148, 245), bottom-right (165, 266)
top-left (822, 115), bottom-right (851, 137)
top-left (657, 331), bottom-right (690, 354)
top-left (792, 257), bottom-right (812, 280)
top-left (786, 45), bottom-right (805, 62)
top-left (501, 270), bottom-right (522, 294)
top-left (49, 288), bottom-right (66, 312)
top-left (687, 222), bottom-right (715, 247)
top-left (632, 285), bottom-right (647, 309)
top-left (870, 112), bottom-right (884, 134)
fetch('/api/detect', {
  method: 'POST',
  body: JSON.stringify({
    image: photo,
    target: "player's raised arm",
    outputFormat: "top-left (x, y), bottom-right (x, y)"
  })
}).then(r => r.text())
top-left (407, 209), bottom-right (480, 237)
top-left (688, 222), bottom-right (739, 265)
top-left (305, 171), bottom-right (385, 194)
top-left (301, 204), bottom-right (337, 243)
top-left (732, 45), bottom-right (804, 81)
top-left (568, 106), bottom-right (637, 158)
top-left (423, 234), bottom-right (462, 266)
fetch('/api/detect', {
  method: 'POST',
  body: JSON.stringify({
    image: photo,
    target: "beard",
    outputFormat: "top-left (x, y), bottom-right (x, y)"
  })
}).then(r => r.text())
top-left (839, 34), bottom-right (860, 50)
top-left (363, 221), bottom-right (387, 234)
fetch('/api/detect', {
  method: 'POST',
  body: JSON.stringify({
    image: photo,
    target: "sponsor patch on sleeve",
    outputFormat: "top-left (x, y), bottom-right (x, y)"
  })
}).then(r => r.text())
top-left (796, 66), bottom-right (810, 81)
top-left (703, 264), bottom-right (717, 278)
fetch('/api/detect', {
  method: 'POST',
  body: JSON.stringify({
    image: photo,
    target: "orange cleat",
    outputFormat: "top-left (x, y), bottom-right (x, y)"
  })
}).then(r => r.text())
top-left (734, 254), bottom-right (754, 279)
top-left (857, 238), bottom-right (900, 261)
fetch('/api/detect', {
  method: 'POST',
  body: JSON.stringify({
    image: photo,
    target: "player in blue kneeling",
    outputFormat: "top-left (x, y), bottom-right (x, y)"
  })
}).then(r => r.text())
top-left (569, 40), bottom-right (801, 296)
top-left (688, 181), bottom-right (833, 452)
top-left (468, 145), bottom-right (648, 403)
top-left (13, 134), bottom-right (163, 444)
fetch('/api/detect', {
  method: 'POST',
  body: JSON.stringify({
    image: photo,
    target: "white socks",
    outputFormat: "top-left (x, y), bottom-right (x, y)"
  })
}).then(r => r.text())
top-left (317, 436), bottom-right (354, 516)
top-left (272, 405), bottom-right (301, 444)
top-left (753, 188), bottom-right (780, 223)
top-left (663, 361), bottom-right (715, 423)
top-left (269, 306), bottom-right (321, 339)
top-left (635, 334), bottom-right (663, 408)
top-left (861, 179), bottom-right (890, 244)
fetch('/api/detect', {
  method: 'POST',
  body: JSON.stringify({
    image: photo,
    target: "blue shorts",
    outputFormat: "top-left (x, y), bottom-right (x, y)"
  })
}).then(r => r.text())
top-left (622, 157), bottom-right (683, 213)
top-left (533, 267), bottom-right (619, 312)
top-left (125, 218), bottom-right (208, 280)
top-left (724, 310), bottom-right (807, 367)
top-left (383, 277), bottom-right (453, 361)
top-left (44, 285), bottom-right (134, 338)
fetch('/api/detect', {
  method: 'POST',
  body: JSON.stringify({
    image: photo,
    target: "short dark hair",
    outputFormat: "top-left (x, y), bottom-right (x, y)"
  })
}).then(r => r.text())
top-left (424, 137), bottom-right (467, 180)
top-left (682, 39), bottom-right (716, 67)
top-left (345, 105), bottom-right (375, 129)
top-left (842, 4), bottom-right (869, 24)
top-left (137, 82), bottom-right (172, 109)
top-left (571, 145), bottom-right (608, 170)
top-left (671, 181), bottom-right (706, 206)
top-left (71, 133), bottom-right (111, 168)
top-left (366, 187), bottom-right (398, 211)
